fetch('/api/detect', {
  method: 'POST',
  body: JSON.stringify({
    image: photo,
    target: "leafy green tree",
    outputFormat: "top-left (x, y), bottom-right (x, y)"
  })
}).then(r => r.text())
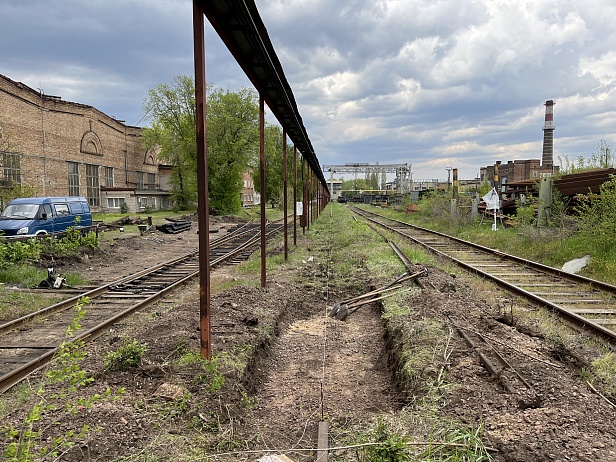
top-left (143, 76), bottom-right (197, 210)
top-left (143, 77), bottom-right (259, 214)
top-left (597, 139), bottom-right (614, 168)
top-left (206, 86), bottom-right (259, 213)
top-left (342, 178), bottom-right (370, 191)
top-left (252, 124), bottom-right (297, 209)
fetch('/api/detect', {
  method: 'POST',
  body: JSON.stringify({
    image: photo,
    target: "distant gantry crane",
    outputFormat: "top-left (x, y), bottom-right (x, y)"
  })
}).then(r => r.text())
top-left (322, 163), bottom-right (412, 194)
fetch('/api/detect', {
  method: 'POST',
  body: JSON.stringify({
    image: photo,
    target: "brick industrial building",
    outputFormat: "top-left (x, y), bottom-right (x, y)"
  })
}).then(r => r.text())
top-left (0, 73), bottom-right (172, 212)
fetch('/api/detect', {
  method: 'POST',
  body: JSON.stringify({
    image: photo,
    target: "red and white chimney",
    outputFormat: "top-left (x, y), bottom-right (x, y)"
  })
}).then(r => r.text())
top-left (542, 100), bottom-right (555, 168)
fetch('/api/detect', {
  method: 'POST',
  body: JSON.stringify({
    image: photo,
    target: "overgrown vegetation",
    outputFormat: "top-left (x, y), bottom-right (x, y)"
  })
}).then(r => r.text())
top-left (0, 227), bottom-right (97, 292)
top-left (103, 338), bottom-right (148, 372)
top-left (387, 175), bottom-right (616, 284)
top-left (2, 298), bottom-right (124, 462)
top-left (0, 227), bottom-right (98, 271)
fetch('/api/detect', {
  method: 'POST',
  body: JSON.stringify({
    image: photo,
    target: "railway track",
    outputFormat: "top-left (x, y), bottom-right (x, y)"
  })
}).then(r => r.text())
top-left (351, 206), bottom-right (616, 345)
top-left (0, 221), bottom-right (284, 393)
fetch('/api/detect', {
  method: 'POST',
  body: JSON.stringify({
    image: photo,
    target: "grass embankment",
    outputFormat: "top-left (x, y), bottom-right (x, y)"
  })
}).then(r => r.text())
top-left (364, 193), bottom-right (616, 285)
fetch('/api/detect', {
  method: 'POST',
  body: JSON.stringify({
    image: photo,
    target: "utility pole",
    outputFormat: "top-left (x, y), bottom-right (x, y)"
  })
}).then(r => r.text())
top-left (446, 167), bottom-right (452, 191)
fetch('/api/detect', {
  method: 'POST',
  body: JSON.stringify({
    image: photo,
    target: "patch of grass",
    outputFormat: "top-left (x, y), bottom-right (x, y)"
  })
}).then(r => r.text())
top-left (591, 352), bottom-right (616, 397)
top-left (104, 338), bottom-right (148, 372)
top-left (210, 275), bottom-right (250, 292)
top-left (0, 285), bottom-right (62, 321)
top-left (421, 421), bottom-right (492, 461)
top-left (0, 264), bottom-right (47, 288)
top-left (397, 318), bottom-right (451, 405)
top-left (382, 291), bottom-right (417, 318)
top-left (332, 412), bottom-right (491, 462)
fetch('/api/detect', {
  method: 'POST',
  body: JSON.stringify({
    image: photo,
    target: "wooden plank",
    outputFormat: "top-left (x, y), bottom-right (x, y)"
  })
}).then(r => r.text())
top-left (316, 421), bottom-right (328, 462)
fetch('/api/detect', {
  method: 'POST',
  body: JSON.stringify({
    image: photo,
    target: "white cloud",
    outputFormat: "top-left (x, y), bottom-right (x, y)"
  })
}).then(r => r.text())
top-left (2, 0), bottom-right (616, 179)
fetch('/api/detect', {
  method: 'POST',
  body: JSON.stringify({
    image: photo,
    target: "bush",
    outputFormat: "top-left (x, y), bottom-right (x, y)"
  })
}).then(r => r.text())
top-left (0, 240), bottom-right (41, 265)
top-left (104, 339), bottom-right (148, 371)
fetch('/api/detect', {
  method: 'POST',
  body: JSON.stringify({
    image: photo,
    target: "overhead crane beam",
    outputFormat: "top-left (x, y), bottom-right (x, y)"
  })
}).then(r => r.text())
top-left (323, 163), bottom-right (413, 194)
top-left (198, 0), bottom-right (328, 191)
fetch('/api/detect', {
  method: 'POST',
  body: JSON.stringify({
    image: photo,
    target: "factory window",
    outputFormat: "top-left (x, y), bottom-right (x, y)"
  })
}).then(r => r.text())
top-left (138, 197), bottom-right (156, 209)
top-left (2, 153), bottom-right (21, 186)
top-left (105, 167), bottom-right (114, 188)
top-left (86, 164), bottom-right (100, 207)
top-left (107, 197), bottom-right (125, 209)
top-left (137, 172), bottom-right (145, 189)
top-left (67, 162), bottom-right (80, 196)
top-left (148, 173), bottom-right (156, 190)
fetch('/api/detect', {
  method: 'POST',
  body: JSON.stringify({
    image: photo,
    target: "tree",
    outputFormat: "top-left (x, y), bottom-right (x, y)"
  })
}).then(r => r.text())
top-left (143, 76), bottom-right (197, 210)
top-left (597, 139), bottom-right (614, 168)
top-left (206, 86), bottom-right (259, 213)
top-left (143, 77), bottom-right (259, 214)
top-left (252, 124), bottom-right (296, 209)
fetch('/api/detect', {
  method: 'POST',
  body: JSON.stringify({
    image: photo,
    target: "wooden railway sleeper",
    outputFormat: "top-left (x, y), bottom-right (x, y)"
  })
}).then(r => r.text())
top-left (455, 324), bottom-right (515, 393)
top-left (453, 320), bottom-right (542, 408)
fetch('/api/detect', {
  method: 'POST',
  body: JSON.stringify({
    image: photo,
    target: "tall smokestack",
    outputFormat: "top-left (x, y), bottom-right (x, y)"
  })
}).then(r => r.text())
top-left (542, 100), bottom-right (555, 168)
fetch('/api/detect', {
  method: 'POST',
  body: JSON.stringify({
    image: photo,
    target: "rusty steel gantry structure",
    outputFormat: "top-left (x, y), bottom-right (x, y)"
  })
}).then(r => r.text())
top-left (322, 163), bottom-right (412, 193)
top-left (193, 0), bottom-right (330, 360)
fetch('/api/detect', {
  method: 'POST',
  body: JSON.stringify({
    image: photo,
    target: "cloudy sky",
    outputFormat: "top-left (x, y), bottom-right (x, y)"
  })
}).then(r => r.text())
top-left (1, 0), bottom-right (615, 180)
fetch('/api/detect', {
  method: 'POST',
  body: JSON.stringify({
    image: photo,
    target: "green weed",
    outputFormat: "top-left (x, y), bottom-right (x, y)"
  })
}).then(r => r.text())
top-left (421, 422), bottom-right (492, 461)
top-left (103, 338), bottom-right (148, 372)
top-left (591, 352), bottom-right (616, 396)
top-left (2, 297), bottom-right (123, 462)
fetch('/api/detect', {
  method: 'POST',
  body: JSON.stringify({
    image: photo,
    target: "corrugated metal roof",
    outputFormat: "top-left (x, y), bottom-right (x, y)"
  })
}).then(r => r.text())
top-left (198, 0), bottom-right (328, 190)
top-left (506, 168), bottom-right (616, 196)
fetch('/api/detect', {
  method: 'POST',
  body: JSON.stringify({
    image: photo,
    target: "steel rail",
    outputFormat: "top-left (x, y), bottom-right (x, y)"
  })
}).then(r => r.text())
top-left (351, 206), bottom-right (616, 346)
top-left (0, 221), bottom-right (255, 336)
top-left (0, 222), bottom-right (285, 393)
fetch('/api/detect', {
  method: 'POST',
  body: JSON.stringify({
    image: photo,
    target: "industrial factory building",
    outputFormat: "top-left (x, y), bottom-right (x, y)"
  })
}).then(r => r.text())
top-left (481, 100), bottom-right (559, 190)
top-left (0, 73), bottom-right (172, 212)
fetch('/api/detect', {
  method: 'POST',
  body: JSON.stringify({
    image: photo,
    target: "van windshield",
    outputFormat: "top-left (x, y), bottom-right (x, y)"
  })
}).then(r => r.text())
top-left (0, 204), bottom-right (39, 219)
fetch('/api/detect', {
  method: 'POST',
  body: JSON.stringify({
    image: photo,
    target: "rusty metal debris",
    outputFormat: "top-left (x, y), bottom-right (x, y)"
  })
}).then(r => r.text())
top-left (156, 221), bottom-right (192, 234)
top-left (450, 317), bottom-right (541, 409)
top-left (328, 269), bottom-right (426, 321)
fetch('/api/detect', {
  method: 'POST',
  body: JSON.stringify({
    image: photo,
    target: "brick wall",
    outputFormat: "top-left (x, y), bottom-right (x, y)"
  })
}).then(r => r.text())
top-left (0, 73), bottom-right (170, 212)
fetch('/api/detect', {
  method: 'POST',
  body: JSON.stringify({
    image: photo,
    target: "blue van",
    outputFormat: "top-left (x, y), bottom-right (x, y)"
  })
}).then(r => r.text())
top-left (0, 196), bottom-right (93, 237)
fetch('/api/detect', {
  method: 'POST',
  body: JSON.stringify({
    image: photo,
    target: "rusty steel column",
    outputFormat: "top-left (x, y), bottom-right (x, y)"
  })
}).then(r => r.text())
top-left (283, 130), bottom-right (288, 261)
top-left (307, 168), bottom-right (312, 229)
top-left (301, 157), bottom-right (306, 234)
top-left (453, 168), bottom-right (459, 199)
top-left (193, 0), bottom-right (211, 360)
top-left (293, 146), bottom-right (297, 246)
top-left (259, 94), bottom-right (266, 288)
top-left (316, 180), bottom-right (319, 219)
top-left (312, 171), bottom-right (316, 222)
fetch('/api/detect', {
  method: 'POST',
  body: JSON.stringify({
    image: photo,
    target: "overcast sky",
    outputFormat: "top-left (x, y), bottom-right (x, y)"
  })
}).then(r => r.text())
top-left (1, 0), bottom-right (615, 180)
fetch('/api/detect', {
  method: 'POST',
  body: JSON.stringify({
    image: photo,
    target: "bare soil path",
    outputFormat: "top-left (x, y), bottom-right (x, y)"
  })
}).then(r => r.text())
top-left (2, 214), bottom-right (616, 461)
